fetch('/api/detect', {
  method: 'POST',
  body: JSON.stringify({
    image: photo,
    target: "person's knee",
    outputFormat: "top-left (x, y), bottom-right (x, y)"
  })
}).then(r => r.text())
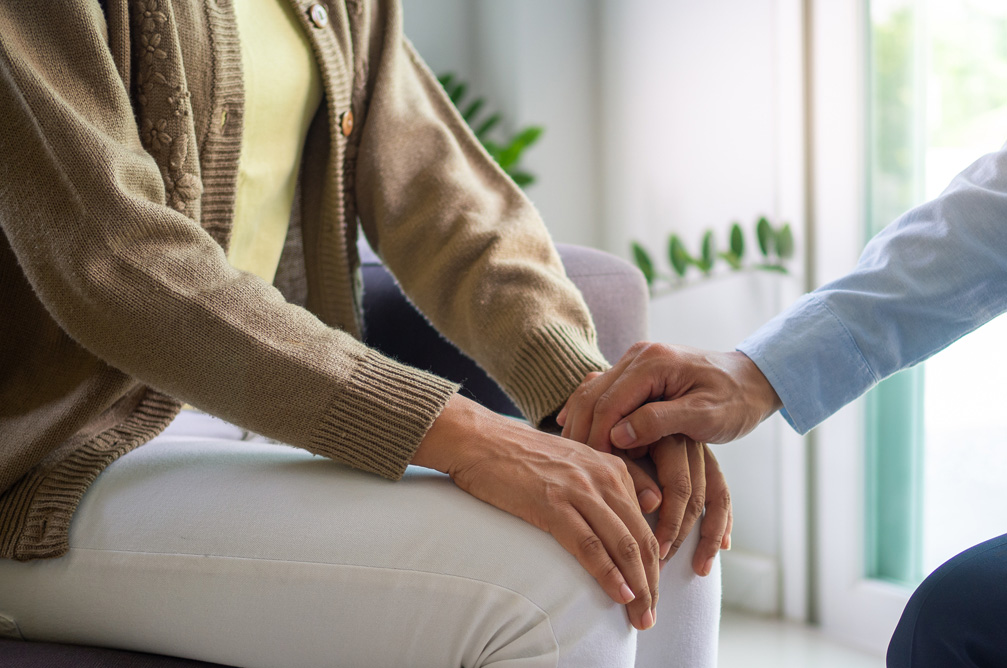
top-left (888, 536), bottom-right (1007, 668)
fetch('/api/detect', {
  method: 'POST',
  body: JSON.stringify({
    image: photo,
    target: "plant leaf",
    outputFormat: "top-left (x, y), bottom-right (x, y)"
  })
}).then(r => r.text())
top-left (730, 223), bottom-right (745, 258)
top-left (475, 113), bottom-right (501, 139)
top-left (631, 242), bottom-right (656, 285)
top-left (438, 73), bottom-right (455, 90)
top-left (448, 82), bottom-right (467, 104)
top-left (462, 98), bottom-right (485, 123)
top-left (496, 126), bottom-right (544, 169)
top-left (701, 230), bottom-right (714, 272)
top-left (669, 235), bottom-right (690, 277)
top-left (756, 263), bottom-right (789, 274)
top-left (776, 223), bottom-right (795, 259)
top-left (509, 170), bottom-right (535, 188)
top-left (756, 216), bottom-right (773, 257)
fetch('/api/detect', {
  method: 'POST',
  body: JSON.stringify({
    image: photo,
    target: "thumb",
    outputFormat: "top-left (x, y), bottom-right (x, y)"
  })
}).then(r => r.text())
top-left (610, 399), bottom-right (709, 450)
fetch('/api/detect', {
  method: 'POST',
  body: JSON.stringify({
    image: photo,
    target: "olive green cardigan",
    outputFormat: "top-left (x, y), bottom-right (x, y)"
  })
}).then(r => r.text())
top-left (0, 0), bottom-right (607, 560)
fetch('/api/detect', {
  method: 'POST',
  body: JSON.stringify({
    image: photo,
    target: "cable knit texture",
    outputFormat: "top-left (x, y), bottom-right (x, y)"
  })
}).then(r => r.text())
top-left (0, 0), bottom-right (607, 560)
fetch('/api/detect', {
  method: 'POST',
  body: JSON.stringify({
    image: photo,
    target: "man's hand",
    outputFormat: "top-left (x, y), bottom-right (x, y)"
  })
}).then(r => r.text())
top-left (557, 343), bottom-right (783, 452)
top-left (413, 394), bottom-right (661, 631)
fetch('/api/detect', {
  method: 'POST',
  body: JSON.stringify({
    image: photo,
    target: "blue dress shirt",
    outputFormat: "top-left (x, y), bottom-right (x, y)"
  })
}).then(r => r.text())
top-left (738, 144), bottom-right (1007, 434)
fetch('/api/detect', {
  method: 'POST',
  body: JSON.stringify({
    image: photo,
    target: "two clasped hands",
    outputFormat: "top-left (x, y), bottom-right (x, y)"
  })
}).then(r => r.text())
top-left (416, 340), bottom-right (782, 631)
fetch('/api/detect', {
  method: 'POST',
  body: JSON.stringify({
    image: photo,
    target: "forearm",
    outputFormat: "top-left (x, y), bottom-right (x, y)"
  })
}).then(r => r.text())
top-left (740, 145), bottom-right (1007, 433)
top-left (353, 11), bottom-right (608, 426)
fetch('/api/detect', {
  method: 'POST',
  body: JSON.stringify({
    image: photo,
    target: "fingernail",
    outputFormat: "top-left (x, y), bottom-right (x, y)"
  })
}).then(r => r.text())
top-left (724, 535), bottom-right (732, 551)
top-left (639, 489), bottom-right (660, 513)
top-left (619, 583), bottom-right (635, 603)
top-left (702, 556), bottom-right (715, 576)
top-left (611, 421), bottom-right (637, 448)
top-left (660, 541), bottom-right (672, 560)
top-left (641, 609), bottom-right (655, 629)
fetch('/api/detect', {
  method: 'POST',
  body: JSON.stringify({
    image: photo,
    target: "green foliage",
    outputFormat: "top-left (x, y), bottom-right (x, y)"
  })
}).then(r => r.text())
top-left (668, 235), bottom-right (691, 278)
top-left (631, 216), bottom-right (795, 295)
top-left (439, 73), bottom-right (542, 189)
top-left (698, 230), bottom-right (714, 274)
top-left (632, 242), bottom-right (656, 286)
top-left (756, 216), bottom-right (773, 256)
top-left (729, 223), bottom-right (745, 258)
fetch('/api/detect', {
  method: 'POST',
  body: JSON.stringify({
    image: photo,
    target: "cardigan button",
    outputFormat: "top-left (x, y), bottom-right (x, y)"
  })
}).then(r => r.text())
top-left (308, 3), bottom-right (329, 28)
top-left (340, 110), bottom-right (354, 137)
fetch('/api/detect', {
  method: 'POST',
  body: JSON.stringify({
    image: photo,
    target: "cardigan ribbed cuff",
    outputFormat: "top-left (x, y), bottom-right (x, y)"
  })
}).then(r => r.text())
top-left (1, 389), bottom-right (181, 561)
top-left (507, 323), bottom-right (610, 428)
top-left (309, 349), bottom-right (459, 480)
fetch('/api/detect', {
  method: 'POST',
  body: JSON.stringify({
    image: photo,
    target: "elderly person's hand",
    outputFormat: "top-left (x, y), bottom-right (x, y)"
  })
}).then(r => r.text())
top-left (557, 343), bottom-right (783, 451)
top-left (413, 394), bottom-right (662, 631)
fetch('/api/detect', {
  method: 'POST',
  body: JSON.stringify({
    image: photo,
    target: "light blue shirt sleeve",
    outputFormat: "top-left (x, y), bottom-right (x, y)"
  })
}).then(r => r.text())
top-left (737, 145), bottom-right (1007, 434)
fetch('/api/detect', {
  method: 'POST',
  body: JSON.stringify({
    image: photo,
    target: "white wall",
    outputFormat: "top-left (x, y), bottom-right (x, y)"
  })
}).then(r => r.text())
top-left (402, 0), bottom-right (807, 618)
top-left (402, 0), bottom-right (604, 248)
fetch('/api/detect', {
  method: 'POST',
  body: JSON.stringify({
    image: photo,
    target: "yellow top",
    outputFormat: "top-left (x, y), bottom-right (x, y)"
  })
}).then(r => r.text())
top-left (230, 0), bottom-right (323, 283)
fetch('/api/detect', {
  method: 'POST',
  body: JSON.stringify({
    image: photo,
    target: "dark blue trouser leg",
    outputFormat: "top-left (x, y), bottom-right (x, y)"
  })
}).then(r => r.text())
top-left (887, 533), bottom-right (1007, 667)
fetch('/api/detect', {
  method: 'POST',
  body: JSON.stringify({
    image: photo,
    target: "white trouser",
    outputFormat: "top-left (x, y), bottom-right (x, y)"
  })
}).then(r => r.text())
top-left (0, 411), bottom-right (720, 667)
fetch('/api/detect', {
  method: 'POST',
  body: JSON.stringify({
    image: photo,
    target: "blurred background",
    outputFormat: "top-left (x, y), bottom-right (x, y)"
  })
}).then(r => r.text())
top-left (403, 0), bottom-right (1007, 664)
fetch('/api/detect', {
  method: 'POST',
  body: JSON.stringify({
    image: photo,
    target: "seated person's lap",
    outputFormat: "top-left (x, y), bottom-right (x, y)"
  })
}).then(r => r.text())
top-left (0, 411), bottom-right (720, 668)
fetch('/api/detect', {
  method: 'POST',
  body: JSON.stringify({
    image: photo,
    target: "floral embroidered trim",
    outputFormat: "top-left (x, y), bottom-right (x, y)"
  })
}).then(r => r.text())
top-left (131, 0), bottom-right (202, 216)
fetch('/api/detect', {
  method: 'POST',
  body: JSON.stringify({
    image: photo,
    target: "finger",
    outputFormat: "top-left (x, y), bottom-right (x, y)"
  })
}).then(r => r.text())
top-left (557, 371), bottom-right (603, 428)
top-left (563, 352), bottom-right (643, 446)
top-left (547, 507), bottom-right (640, 609)
top-left (575, 497), bottom-right (658, 630)
top-left (586, 364), bottom-right (667, 453)
top-left (649, 435), bottom-right (691, 561)
top-left (671, 439), bottom-right (706, 561)
top-left (692, 444), bottom-right (732, 577)
top-left (563, 371), bottom-right (620, 447)
top-left (620, 453), bottom-right (662, 513)
top-left (598, 461), bottom-right (663, 628)
top-left (556, 402), bottom-right (569, 427)
top-left (610, 397), bottom-right (714, 451)
top-left (614, 463), bottom-right (662, 622)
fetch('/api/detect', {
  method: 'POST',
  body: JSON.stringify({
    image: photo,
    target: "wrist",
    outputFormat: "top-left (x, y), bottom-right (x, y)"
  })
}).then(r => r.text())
top-left (411, 393), bottom-right (490, 475)
top-left (731, 351), bottom-right (783, 418)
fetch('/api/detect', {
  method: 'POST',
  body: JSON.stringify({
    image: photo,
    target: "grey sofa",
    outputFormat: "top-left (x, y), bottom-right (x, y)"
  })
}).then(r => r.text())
top-left (1, 244), bottom-right (648, 667)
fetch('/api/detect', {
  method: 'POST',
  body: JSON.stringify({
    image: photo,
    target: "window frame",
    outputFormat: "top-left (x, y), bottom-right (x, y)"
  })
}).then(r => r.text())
top-left (807, 0), bottom-right (916, 653)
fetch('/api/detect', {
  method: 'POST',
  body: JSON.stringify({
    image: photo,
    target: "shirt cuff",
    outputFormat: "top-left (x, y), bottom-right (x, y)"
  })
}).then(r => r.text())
top-left (737, 294), bottom-right (879, 434)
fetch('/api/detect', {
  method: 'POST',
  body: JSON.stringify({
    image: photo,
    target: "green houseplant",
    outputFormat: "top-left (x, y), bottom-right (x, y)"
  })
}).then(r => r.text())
top-left (631, 217), bottom-right (795, 297)
top-left (438, 73), bottom-right (543, 188)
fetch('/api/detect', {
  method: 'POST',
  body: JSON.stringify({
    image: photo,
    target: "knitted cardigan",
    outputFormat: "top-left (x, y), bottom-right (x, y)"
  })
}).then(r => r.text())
top-left (0, 0), bottom-right (607, 561)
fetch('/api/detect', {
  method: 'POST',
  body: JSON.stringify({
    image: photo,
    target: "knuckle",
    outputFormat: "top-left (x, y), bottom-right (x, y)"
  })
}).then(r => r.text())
top-left (568, 472), bottom-right (594, 495)
top-left (617, 534), bottom-right (642, 563)
top-left (688, 493), bottom-right (706, 517)
top-left (593, 391), bottom-right (615, 416)
top-left (642, 533), bottom-right (661, 562)
top-left (600, 560), bottom-right (622, 584)
top-left (628, 341), bottom-right (649, 356)
top-left (669, 474), bottom-right (693, 501)
top-left (578, 533), bottom-right (608, 561)
top-left (641, 342), bottom-right (674, 361)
